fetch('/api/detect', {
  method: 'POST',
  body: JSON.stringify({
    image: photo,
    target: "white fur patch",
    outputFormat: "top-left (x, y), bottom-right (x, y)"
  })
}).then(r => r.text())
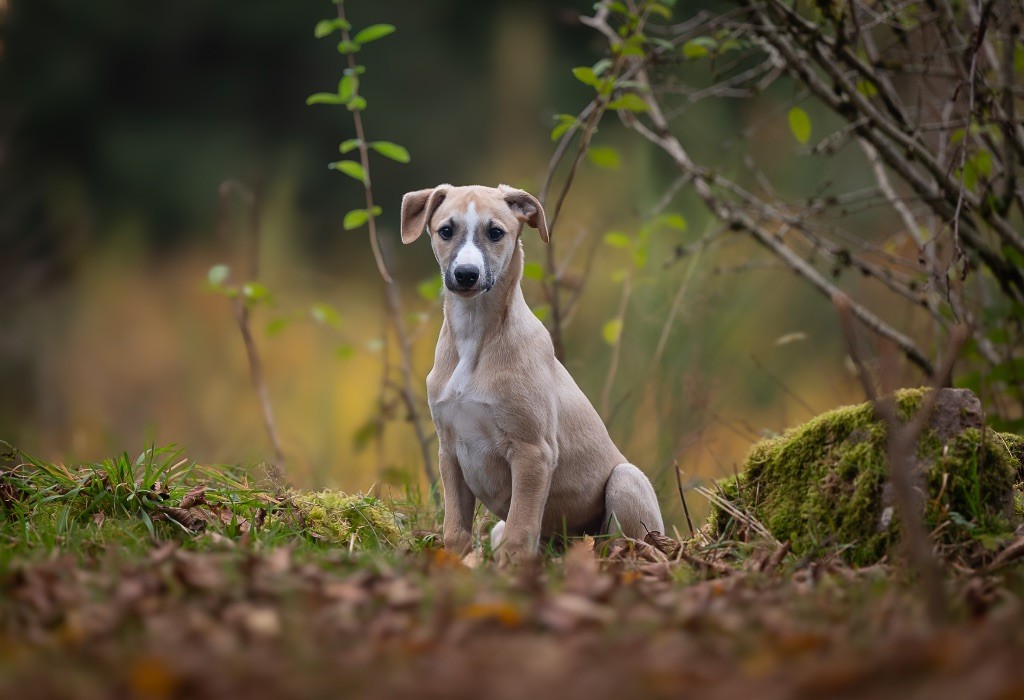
top-left (452, 202), bottom-right (484, 271)
top-left (446, 302), bottom-right (481, 393)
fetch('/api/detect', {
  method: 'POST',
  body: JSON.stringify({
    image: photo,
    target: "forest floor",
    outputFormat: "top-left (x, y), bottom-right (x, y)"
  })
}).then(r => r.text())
top-left (2, 446), bottom-right (1024, 700)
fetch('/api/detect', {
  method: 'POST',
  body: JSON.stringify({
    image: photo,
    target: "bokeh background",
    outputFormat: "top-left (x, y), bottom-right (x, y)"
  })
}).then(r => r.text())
top-left (0, 0), bottom-right (888, 528)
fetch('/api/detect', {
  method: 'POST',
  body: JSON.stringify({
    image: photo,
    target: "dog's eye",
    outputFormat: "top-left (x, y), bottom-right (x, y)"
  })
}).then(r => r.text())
top-left (488, 227), bottom-right (505, 242)
top-left (437, 225), bottom-right (454, 240)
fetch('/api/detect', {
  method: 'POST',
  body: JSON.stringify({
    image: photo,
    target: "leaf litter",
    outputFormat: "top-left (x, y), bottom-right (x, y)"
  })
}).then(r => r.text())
top-left (2, 447), bottom-right (1024, 698)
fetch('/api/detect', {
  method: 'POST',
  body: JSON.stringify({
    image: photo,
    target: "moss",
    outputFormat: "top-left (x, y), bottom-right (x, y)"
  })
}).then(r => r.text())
top-left (998, 432), bottom-right (1024, 520)
top-left (713, 388), bottom-right (1019, 565)
top-left (997, 432), bottom-right (1024, 479)
top-left (285, 490), bottom-right (402, 548)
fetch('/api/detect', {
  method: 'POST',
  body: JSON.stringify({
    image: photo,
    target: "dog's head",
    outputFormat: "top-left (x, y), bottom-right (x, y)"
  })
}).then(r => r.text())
top-left (400, 184), bottom-right (549, 297)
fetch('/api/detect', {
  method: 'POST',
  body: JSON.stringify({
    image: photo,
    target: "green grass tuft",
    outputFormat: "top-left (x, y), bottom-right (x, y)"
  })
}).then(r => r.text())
top-left (0, 444), bottom-right (408, 567)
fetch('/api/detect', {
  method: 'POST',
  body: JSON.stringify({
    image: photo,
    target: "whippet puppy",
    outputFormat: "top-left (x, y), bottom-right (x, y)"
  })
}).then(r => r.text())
top-left (401, 184), bottom-right (664, 565)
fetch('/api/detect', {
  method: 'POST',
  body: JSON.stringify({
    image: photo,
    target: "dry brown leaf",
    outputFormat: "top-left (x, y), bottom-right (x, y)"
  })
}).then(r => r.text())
top-left (564, 540), bottom-right (614, 599)
top-left (460, 549), bottom-right (484, 569)
top-left (457, 601), bottom-right (522, 628)
top-left (384, 578), bottom-right (423, 608)
top-left (127, 655), bottom-right (179, 700)
top-left (172, 552), bottom-right (226, 591)
top-left (224, 603), bottom-right (282, 639)
top-left (540, 593), bottom-right (615, 633)
top-left (644, 531), bottom-right (682, 560)
top-left (262, 546), bottom-right (293, 575)
top-left (179, 484), bottom-right (206, 509)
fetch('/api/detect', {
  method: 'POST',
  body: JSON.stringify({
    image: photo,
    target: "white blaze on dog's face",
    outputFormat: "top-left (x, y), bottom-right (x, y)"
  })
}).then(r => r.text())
top-left (400, 185), bottom-right (549, 296)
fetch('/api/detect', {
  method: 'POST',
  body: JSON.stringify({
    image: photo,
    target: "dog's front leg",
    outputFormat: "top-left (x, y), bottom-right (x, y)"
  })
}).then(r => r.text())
top-left (496, 440), bottom-right (555, 567)
top-left (439, 444), bottom-right (475, 556)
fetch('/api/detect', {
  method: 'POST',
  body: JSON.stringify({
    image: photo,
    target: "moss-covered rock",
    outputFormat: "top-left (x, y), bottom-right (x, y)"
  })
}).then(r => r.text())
top-left (712, 388), bottom-right (1022, 565)
top-left (285, 490), bottom-right (402, 548)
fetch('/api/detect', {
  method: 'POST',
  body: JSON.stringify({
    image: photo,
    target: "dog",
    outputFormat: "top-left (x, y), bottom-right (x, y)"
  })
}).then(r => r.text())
top-left (400, 184), bottom-right (664, 565)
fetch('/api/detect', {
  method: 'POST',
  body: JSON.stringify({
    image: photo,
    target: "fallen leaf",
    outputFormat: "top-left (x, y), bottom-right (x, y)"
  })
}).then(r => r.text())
top-left (127, 655), bottom-right (178, 700)
top-left (457, 601), bottom-right (522, 628)
top-left (178, 484), bottom-right (206, 509)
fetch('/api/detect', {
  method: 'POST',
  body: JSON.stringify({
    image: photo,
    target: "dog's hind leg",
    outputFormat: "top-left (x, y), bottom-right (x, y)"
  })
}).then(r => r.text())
top-left (603, 463), bottom-right (664, 538)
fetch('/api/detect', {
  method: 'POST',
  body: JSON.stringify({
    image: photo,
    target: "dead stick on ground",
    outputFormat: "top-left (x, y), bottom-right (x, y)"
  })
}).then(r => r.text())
top-left (834, 292), bottom-right (967, 626)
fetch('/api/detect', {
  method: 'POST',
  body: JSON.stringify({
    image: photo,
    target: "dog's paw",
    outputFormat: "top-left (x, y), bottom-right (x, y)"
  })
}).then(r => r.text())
top-left (494, 542), bottom-right (537, 569)
top-left (443, 532), bottom-right (473, 557)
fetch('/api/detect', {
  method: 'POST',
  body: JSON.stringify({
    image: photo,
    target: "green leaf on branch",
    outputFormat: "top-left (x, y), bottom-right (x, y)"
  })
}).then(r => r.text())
top-left (329, 160), bottom-right (366, 183)
top-left (647, 2), bottom-right (673, 19)
top-left (657, 213), bottom-right (687, 231)
top-left (354, 24), bottom-right (396, 44)
top-left (306, 92), bottom-right (344, 106)
top-left (242, 282), bottom-right (270, 304)
top-left (314, 20), bottom-right (334, 38)
top-left (856, 79), bottom-right (878, 97)
top-left (607, 93), bottom-right (648, 112)
top-left (337, 40), bottom-right (361, 54)
top-left (632, 246), bottom-right (648, 268)
top-left (339, 75), bottom-right (359, 102)
top-left (369, 141), bottom-right (410, 163)
top-left (550, 114), bottom-right (578, 142)
top-left (342, 206), bottom-right (382, 231)
top-left (417, 275), bottom-right (443, 301)
top-left (572, 66), bottom-right (601, 88)
top-left (603, 232), bottom-right (631, 249)
top-left (344, 209), bottom-right (370, 230)
top-left (208, 264), bottom-right (230, 288)
top-left (616, 33), bottom-right (647, 58)
top-left (602, 318), bottom-right (623, 345)
top-left (588, 146), bottom-right (621, 169)
top-left (963, 149), bottom-right (993, 190)
top-left (682, 37), bottom-right (716, 59)
top-left (592, 58), bottom-right (613, 76)
top-left (523, 262), bottom-right (545, 281)
top-left (310, 303), bottom-right (342, 329)
top-left (347, 96), bottom-right (367, 111)
top-left (344, 65), bottom-right (367, 76)
top-left (788, 106), bottom-right (812, 144)
top-left (339, 138), bottom-right (361, 154)
top-left (314, 18), bottom-right (351, 38)
top-left (265, 317), bottom-right (290, 337)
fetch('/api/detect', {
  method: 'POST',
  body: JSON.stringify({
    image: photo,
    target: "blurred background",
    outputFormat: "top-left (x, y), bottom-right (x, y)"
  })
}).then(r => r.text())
top-left (0, 0), bottom-right (887, 528)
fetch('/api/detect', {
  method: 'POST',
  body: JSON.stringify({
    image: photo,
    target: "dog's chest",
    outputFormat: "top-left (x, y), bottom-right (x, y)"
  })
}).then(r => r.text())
top-left (432, 354), bottom-right (502, 455)
top-left (431, 349), bottom-right (510, 505)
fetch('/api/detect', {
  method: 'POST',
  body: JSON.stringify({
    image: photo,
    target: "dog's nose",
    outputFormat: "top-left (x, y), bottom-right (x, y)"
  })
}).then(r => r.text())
top-left (453, 264), bottom-right (480, 288)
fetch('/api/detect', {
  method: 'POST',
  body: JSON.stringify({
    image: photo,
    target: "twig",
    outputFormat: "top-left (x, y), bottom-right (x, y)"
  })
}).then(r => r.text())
top-left (834, 292), bottom-right (968, 626)
top-left (674, 460), bottom-right (695, 538)
top-left (694, 484), bottom-right (777, 544)
top-left (336, 4), bottom-right (436, 493)
top-left (218, 181), bottom-right (286, 486)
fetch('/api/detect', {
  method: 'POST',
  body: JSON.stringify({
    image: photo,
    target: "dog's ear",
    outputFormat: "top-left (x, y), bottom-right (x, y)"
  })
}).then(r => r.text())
top-left (499, 184), bottom-right (549, 243)
top-left (400, 186), bottom-right (449, 244)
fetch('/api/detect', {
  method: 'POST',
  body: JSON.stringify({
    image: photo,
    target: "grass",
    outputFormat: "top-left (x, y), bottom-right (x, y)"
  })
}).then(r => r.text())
top-left (0, 442), bottom-right (427, 569)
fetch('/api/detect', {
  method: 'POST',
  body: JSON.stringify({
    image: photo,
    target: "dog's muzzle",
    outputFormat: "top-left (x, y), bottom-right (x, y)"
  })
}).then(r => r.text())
top-left (446, 264), bottom-right (491, 294)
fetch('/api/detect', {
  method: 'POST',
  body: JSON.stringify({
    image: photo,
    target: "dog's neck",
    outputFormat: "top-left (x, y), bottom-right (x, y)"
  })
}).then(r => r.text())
top-left (443, 238), bottom-right (527, 364)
